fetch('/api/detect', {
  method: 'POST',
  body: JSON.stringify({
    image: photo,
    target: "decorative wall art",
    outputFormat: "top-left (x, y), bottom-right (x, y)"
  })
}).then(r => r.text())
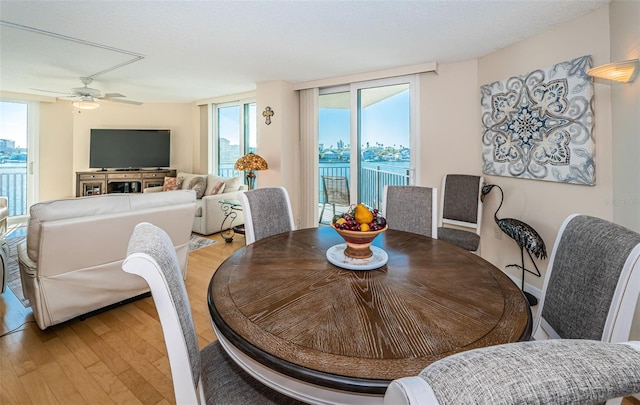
top-left (480, 55), bottom-right (595, 185)
top-left (262, 106), bottom-right (274, 125)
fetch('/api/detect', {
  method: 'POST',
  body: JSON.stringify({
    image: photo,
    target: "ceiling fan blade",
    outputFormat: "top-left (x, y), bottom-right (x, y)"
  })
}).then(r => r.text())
top-left (31, 88), bottom-right (74, 96)
top-left (102, 97), bottom-right (143, 105)
top-left (103, 93), bottom-right (126, 98)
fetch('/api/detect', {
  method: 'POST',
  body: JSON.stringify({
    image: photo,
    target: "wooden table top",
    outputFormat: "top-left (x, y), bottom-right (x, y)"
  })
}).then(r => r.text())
top-left (208, 227), bottom-right (532, 395)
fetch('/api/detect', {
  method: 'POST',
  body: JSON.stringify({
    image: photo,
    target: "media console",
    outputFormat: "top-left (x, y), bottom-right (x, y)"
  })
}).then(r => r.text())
top-left (76, 169), bottom-right (176, 197)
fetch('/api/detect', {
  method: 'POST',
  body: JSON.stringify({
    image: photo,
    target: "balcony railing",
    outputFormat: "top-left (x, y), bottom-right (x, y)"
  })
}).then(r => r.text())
top-left (0, 163), bottom-right (409, 220)
top-left (318, 163), bottom-right (410, 211)
top-left (0, 165), bottom-right (28, 216)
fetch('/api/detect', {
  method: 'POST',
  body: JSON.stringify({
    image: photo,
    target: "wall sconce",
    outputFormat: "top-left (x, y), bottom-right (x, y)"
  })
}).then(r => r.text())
top-left (234, 153), bottom-right (268, 190)
top-left (586, 58), bottom-right (639, 83)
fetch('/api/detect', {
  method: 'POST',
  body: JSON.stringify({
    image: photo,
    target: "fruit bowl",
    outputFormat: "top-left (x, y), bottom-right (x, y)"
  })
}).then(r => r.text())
top-left (330, 222), bottom-right (387, 259)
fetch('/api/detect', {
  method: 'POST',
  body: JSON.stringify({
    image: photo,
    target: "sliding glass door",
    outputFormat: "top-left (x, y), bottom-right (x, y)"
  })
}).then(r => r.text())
top-left (318, 76), bottom-right (416, 223)
top-left (356, 82), bottom-right (412, 209)
top-left (0, 100), bottom-right (37, 220)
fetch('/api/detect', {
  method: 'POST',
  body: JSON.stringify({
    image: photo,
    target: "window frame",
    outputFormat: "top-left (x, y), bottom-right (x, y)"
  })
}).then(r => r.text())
top-left (209, 98), bottom-right (256, 178)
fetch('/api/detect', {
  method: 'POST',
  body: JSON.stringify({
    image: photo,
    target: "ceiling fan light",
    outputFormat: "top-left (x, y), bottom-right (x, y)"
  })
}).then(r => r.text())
top-left (72, 100), bottom-right (100, 110)
top-left (586, 58), bottom-right (640, 83)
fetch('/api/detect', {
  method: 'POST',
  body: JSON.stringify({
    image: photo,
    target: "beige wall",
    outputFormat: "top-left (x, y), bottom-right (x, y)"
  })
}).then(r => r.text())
top-left (256, 80), bottom-right (300, 221)
top-left (610, 0), bottom-right (640, 340)
top-left (39, 101), bottom-right (74, 201)
top-left (419, 60), bottom-right (481, 189)
top-left (610, 0), bottom-right (640, 232)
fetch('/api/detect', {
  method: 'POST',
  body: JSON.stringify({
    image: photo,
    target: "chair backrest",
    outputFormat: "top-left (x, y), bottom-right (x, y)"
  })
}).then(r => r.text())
top-left (322, 176), bottom-right (350, 205)
top-left (439, 174), bottom-right (483, 234)
top-left (532, 214), bottom-right (640, 342)
top-left (383, 340), bottom-right (640, 405)
top-left (382, 185), bottom-right (438, 238)
top-left (123, 222), bottom-right (205, 404)
top-left (239, 187), bottom-right (295, 245)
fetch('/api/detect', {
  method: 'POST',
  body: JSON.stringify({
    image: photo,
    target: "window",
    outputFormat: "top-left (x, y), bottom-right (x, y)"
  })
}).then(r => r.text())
top-left (212, 100), bottom-right (256, 179)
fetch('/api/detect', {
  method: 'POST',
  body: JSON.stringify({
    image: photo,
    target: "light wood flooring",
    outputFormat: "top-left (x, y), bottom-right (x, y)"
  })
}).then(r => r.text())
top-left (0, 232), bottom-right (244, 405)
top-left (1, 231), bottom-right (638, 405)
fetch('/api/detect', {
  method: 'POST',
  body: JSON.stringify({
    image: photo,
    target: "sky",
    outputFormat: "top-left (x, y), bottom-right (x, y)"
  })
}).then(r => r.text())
top-left (0, 101), bottom-right (28, 148)
top-left (319, 90), bottom-right (410, 150)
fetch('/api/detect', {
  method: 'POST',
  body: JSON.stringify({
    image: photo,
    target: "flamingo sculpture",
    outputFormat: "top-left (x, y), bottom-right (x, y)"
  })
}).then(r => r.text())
top-left (481, 184), bottom-right (547, 306)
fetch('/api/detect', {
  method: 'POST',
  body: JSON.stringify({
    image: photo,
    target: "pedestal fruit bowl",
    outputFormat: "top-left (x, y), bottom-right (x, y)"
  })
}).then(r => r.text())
top-left (330, 203), bottom-right (387, 259)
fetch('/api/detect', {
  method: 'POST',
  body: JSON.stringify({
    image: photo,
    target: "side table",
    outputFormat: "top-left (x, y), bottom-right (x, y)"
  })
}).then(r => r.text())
top-left (219, 200), bottom-right (243, 243)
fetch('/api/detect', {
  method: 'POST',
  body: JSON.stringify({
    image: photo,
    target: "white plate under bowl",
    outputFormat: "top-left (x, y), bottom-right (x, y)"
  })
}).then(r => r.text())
top-left (326, 244), bottom-right (388, 271)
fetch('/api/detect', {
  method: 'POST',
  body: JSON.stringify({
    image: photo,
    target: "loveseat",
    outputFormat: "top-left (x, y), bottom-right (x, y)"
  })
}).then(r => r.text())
top-left (17, 190), bottom-right (196, 329)
top-left (144, 172), bottom-right (248, 236)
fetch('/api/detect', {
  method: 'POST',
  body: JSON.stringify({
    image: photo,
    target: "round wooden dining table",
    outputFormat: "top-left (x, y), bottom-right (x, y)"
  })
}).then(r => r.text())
top-left (208, 227), bottom-right (532, 404)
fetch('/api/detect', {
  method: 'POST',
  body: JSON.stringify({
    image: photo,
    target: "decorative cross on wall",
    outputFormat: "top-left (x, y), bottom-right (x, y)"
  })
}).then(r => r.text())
top-left (262, 106), bottom-right (274, 125)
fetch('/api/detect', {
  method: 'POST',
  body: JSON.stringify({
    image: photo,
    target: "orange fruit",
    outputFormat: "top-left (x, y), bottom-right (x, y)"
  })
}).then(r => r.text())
top-left (355, 203), bottom-right (373, 224)
top-left (360, 223), bottom-right (370, 232)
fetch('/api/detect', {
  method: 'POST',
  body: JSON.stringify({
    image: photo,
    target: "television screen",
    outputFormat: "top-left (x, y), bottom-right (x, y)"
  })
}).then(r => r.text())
top-left (90, 129), bottom-right (170, 169)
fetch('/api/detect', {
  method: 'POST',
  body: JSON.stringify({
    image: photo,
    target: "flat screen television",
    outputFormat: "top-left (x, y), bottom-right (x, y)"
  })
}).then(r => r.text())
top-left (90, 129), bottom-right (170, 170)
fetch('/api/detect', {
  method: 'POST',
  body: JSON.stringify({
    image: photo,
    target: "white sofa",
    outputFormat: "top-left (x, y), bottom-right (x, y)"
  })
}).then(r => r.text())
top-left (17, 190), bottom-right (196, 329)
top-left (145, 173), bottom-right (247, 236)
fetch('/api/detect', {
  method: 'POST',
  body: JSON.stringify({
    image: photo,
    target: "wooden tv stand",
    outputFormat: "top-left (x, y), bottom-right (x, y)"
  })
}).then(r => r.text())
top-left (76, 169), bottom-right (176, 197)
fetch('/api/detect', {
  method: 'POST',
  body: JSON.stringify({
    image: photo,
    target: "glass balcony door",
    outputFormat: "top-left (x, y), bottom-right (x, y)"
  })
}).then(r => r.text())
top-left (318, 76), bottom-right (416, 223)
top-left (0, 100), bottom-right (38, 221)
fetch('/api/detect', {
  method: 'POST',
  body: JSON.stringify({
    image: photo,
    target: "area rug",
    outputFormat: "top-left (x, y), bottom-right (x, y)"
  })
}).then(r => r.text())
top-left (5, 232), bottom-right (216, 308)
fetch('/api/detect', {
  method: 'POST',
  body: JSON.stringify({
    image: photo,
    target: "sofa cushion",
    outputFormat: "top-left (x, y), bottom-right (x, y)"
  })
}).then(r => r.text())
top-left (162, 176), bottom-right (179, 191)
top-left (186, 176), bottom-right (206, 198)
top-left (209, 180), bottom-right (226, 195)
top-left (205, 175), bottom-right (242, 195)
top-left (177, 172), bottom-right (204, 188)
top-left (224, 176), bottom-right (242, 192)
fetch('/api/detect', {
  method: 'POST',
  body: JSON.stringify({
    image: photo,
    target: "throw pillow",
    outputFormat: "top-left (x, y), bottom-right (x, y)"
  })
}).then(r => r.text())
top-left (210, 180), bottom-right (226, 195)
top-left (223, 176), bottom-right (242, 192)
top-left (187, 176), bottom-right (206, 199)
top-left (162, 177), bottom-right (178, 191)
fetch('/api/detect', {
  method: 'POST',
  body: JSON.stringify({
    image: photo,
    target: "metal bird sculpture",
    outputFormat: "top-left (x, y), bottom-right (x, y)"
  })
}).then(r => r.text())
top-left (481, 184), bottom-right (547, 306)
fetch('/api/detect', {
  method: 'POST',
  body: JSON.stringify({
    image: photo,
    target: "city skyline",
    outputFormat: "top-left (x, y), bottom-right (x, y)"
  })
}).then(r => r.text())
top-left (319, 89), bottom-right (409, 150)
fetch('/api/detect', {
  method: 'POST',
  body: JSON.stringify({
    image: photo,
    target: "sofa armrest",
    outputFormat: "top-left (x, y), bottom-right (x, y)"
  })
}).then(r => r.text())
top-left (201, 188), bottom-right (246, 204)
top-left (143, 186), bottom-right (164, 193)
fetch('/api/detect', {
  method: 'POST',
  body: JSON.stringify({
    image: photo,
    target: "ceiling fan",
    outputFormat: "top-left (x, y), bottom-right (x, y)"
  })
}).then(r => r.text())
top-left (32, 77), bottom-right (143, 109)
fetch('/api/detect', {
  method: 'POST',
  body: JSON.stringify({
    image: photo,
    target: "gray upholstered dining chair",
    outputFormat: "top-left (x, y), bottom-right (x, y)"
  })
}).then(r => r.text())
top-left (122, 222), bottom-right (303, 405)
top-left (532, 214), bottom-right (640, 343)
top-left (239, 187), bottom-right (295, 245)
top-left (319, 176), bottom-right (350, 223)
top-left (383, 339), bottom-right (640, 405)
top-left (382, 185), bottom-right (438, 238)
top-left (437, 174), bottom-right (484, 254)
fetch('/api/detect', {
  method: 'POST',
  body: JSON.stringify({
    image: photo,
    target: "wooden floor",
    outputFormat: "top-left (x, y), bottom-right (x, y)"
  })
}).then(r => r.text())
top-left (1, 230), bottom-right (638, 405)
top-left (0, 232), bottom-right (245, 405)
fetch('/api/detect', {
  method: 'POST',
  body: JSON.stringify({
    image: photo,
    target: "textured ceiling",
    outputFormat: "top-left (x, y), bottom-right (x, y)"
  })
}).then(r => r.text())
top-left (0, 0), bottom-right (609, 104)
